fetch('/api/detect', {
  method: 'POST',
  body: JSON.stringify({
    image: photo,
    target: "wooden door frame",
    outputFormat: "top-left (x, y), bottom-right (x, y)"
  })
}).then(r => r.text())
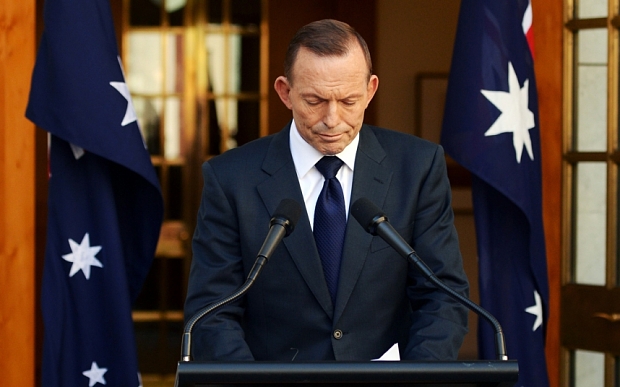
top-left (533, 0), bottom-right (563, 386)
top-left (0, 1), bottom-right (37, 387)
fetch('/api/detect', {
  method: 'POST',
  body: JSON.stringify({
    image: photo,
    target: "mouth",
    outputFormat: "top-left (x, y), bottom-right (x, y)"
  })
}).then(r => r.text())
top-left (318, 132), bottom-right (344, 142)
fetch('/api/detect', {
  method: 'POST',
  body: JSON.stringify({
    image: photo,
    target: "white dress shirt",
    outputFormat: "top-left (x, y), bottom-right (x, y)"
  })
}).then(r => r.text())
top-left (289, 120), bottom-right (359, 229)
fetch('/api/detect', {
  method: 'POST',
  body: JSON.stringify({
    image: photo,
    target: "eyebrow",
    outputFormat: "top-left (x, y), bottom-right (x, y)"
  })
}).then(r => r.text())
top-left (300, 92), bottom-right (364, 100)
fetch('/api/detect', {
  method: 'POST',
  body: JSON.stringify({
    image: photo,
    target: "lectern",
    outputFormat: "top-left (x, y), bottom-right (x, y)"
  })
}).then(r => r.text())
top-left (174, 360), bottom-right (518, 387)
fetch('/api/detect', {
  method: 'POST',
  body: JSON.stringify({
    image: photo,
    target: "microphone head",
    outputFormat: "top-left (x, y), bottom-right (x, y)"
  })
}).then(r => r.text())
top-left (271, 199), bottom-right (302, 236)
top-left (351, 198), bottom-right (387, 235)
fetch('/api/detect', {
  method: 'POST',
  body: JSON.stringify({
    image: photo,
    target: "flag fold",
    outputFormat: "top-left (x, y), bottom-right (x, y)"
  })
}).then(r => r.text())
top-left (26, 0), bottom-right (164, 386)
top-left (441, 1), bottom-right (550, 386)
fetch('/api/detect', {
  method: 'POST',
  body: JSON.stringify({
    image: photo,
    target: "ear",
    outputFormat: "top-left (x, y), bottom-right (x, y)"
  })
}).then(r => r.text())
top-left (274, 76), bottom-right (293, 110)
top-left (365, 75), bottom-right (379, 108)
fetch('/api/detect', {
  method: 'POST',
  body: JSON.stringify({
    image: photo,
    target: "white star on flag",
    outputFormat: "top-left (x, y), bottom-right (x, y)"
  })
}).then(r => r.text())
top-left (110, 80), bottom-right (137, 126)
top-left (82, 361), bottom-right (108, 387)
top-left (110, 56), bottom-right (137, 126)
top-left (69, 143), bottom-right (85, 160)
top-left (480, 61), bottom-right (535, 163)
top-left (62, 233), bottom-right (103, 279)
top-left (525, 290), bottom-right (543, 331)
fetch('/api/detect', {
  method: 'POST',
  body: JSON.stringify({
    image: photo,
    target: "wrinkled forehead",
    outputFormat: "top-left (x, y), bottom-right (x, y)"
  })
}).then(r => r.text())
top-left (289, 43), bottom-right (372, 84)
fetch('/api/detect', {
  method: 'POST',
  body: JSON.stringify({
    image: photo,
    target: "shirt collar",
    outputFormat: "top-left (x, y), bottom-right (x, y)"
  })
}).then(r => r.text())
top-left (289, 120), bottom-right (359, 178)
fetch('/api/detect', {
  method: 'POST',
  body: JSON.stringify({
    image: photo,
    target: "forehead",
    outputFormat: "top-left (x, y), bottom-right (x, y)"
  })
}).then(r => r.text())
top-left (290, 46), bottom-right (369, 89)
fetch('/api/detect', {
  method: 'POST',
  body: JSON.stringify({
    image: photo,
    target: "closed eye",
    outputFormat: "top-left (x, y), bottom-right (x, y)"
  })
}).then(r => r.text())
top-left (304, 98), bottom-right (324, 106)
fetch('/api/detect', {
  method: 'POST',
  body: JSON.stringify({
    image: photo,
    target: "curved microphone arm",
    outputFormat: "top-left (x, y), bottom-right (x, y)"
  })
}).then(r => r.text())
top-left (406, 250), bottom-right (508, 361)
top-left (351, 197), bottom-right (508, 361)
top-left (180, 256), bottom-right (267, 362)
top-left (180, 198), bottom-right (302, 362)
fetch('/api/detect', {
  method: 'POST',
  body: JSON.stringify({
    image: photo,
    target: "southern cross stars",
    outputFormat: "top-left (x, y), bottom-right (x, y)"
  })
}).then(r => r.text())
top-left (110, 56), bottom-right (137, 127)
top-left (62, 233), bottom-right (103, 279)
top-left (110, 80), bottom-right (137, 126)
top-left (525, 290), bottom-right (543, 331)
top-left (82, 361), bottom-right (107, 387)
top-left (481, 61), bottom-right (535, 163)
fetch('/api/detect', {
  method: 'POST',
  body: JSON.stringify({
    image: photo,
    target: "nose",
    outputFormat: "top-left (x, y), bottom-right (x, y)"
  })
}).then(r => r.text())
top-left (322, 101), bottom-right (341, 129)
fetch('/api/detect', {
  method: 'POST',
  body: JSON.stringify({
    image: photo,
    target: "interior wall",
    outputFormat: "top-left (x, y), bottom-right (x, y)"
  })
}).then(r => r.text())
top-left (375, 0), bottom-right (461, 135)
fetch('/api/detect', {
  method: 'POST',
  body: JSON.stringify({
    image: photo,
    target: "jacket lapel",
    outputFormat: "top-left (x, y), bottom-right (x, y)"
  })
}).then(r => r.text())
top-left (256, 125), bottom-right (335, 317)
top-left (334, 126), bottom-right (392, 322)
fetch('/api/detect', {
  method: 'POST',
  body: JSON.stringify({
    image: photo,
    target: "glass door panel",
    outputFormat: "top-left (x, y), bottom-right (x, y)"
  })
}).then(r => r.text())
top-left (563, 2), bottom-right (620, 386)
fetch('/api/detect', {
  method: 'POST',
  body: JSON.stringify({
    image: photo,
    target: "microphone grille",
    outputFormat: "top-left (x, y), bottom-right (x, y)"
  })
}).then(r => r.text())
top-left (351, 198), bottom-right (385, 233)
top-left (272, 198), bottom-right (302, 229)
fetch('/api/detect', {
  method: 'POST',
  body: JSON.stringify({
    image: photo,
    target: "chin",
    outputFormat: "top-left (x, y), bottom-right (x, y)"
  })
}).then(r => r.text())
top-left (320, 146), bottom-right (344, 156)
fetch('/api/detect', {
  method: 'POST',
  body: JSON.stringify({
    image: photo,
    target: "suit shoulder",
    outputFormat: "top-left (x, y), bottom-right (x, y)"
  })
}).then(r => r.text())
top-left (206, 134), bottom-right (276, 170)
top-left (363, 125), bottom-right (442, 155)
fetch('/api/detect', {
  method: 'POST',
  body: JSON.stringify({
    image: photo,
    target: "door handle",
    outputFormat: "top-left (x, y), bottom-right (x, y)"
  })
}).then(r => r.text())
top-left (593, 312), bottom-right (620, 322)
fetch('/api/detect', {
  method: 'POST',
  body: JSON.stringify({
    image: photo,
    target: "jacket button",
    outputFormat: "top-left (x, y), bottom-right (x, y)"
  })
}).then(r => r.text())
top-left (333, 329), bottom-right (343, 339)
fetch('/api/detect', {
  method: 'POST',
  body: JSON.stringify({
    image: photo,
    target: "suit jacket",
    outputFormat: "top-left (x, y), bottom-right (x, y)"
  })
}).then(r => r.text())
top-left (184, 123), bottom-right (469, 361)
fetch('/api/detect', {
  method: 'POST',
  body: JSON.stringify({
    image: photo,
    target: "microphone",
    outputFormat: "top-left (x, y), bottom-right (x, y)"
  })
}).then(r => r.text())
top-left (179, 198), bottom-right (302, 361)
top-left (351, 197), bottom-right (508, 361)
top-left (256, 198), bottom-right (302, 261)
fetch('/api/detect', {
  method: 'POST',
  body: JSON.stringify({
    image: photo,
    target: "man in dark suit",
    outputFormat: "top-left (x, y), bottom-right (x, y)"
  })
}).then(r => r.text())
top-left (184, 19), bottom-right (469, 361)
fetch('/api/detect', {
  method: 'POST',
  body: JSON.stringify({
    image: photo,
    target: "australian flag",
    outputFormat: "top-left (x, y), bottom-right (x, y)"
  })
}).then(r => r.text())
top-left (440, 1), bottom-right (550, 386)
top-left (26, 0), bottom-right (163, 386)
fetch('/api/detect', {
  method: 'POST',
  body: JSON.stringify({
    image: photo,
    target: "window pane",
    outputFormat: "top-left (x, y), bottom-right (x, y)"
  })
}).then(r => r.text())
top-left (240, 35), bottom-right (260, 92)
top-left (130, 0), bottom-right (161, 26)
top-left (236, 100), bottom-right (260, 146)
top-left (134, 96), bottom-right (162, 155)
top-left (207, 99), bottom-right (221, 155)
top-left (166, 0), bottom-right (186, 26)
top-left (574, 162), bottom-right (607, 286)
top-left (231, 0), bottom-right (261, 26)
top-left (166, 258), bottom-right (185, 309)
top-left (207, 0), bottom-right (223, 24)
top-left (154, 165), bottom-right (162, 182)
top-left (209, 97), bottom-right (235, 147)
top-left (573, 350), bottom-right (605, 387)
top-left (166, 33), bottom-right (184, 94)
top-left (617, 177), bottom-right (620, 285)
top-left (576, 0), bottom-right (608, 18)
top-left (575, 29), bottom-right (607, 152)
top-left (133, 258), bottom-right (162, 310)
top-left (167, 165), bottom-right (183, 220)
top-left (135, 320), bottom-right (182, 374)
top-left (206, 31), bottom-right (241, 96)
top-left (128, 32), bottom-right (163, 95)
top-left (164, 97), bottom-right (183, 159)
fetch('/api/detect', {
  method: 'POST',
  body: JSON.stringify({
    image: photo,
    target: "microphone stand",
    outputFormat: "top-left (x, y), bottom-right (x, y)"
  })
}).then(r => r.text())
top-left (179, 199), bottom-right (301, 362)
top-left (352, 197), bottom-right (508, 361)
top-left (180, 255), bottom-right (268, 362)
top-left (407, 249), bottom-right (508, 361)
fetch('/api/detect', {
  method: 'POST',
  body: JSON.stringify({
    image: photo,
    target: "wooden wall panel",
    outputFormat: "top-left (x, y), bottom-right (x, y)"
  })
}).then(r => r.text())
top-left (532, 0), bottom-right (563, 386)
top-left (0, 1), bottom-right (37, 387)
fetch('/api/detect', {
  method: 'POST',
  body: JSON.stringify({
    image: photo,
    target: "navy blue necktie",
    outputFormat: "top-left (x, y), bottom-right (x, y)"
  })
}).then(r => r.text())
top-left (314, 156), bottom-right (346, 306)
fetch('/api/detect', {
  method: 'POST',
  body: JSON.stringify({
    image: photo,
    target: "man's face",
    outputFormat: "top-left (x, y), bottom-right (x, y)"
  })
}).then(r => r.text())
top-left (274, 45), bottom-right (379, 155)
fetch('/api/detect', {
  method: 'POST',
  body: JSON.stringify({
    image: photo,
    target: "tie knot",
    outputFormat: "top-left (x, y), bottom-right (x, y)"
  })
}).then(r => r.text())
top-left (315, 156), bottom-right (344, 179)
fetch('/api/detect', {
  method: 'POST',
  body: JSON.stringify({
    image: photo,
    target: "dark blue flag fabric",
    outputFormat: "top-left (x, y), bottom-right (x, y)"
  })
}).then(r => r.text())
top-left (25, 0), bottom-right (163, 386)
top-left (440, 1), bottom-right (549, 386)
